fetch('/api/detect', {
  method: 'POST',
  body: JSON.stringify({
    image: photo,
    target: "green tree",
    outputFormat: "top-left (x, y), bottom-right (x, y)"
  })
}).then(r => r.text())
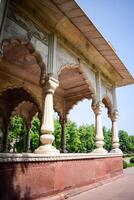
top-left (79, 124), bottom-right (95, 152)
top-left (6, 115), bottom-right (134, 154)
top-left (54, 119), bottom-right (61, 149)
top-left (128, 135), bottom-right (134, 153)
top-left (8, 115), bottom-right (27, 152)
top-left (103, 127), bottom-right (112, 151)
top-left (119, 130), bottom-right (130, 153)
top-left (30, 114), bottom-right (40, 152)
top-left (78, 125), bottom-right (87, 152)
top-left (66, 120), bottom-right (80, 153)
top-left (86, 124), bottom-right (95, 152)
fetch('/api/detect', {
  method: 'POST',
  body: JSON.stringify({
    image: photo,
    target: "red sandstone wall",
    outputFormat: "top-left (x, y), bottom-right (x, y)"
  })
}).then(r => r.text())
top-left (0, 157), bottom-right (123, 199)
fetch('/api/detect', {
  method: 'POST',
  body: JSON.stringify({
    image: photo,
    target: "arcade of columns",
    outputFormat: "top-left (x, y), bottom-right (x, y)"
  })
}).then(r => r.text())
top-left (0, 33), bottom-right (122, 155)
top-left (0, 0), bottom-right (125, 155)
top-left (35, 77), bottom-right (121, 155)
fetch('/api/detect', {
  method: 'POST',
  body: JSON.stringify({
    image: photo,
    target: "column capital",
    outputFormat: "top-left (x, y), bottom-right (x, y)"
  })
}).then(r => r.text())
top-left (109, 110), bottom-right (119, 122)
top-left (43, 76), bottom-right (59, 94)
top-left (92, 101), bottom-right (104, 115)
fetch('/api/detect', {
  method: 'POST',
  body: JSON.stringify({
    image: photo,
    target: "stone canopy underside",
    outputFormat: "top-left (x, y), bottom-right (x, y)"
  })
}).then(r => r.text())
top-left (52, 0), bottom-right (134, 87)
top-left (12, 0), bottom-right (134, 87)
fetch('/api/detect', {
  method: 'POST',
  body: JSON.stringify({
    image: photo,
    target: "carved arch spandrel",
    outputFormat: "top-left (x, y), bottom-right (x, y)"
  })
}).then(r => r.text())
top-left (11, 101), bottom-right (39, 123)
top-left (102, 96), bottom-right (113, 114)
top-left (2, 38), bottom-right (46, 83)
top-left (0, 82), bottom-right (42, 108)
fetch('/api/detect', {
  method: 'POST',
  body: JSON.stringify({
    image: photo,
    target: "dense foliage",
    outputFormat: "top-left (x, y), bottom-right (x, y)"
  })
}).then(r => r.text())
top-left (7, 115), bottom-right (40, 153)
top-left (8, 115), bottom-right (27, 152)
top-left (29, 115), bottom-right (40, 151)
top-left (0, 115), bottom-right (134, 154)
top-left (130, 157), bottom-right (134, 163)
top-left (123, 160), bottom-right (128, 169)
top-left (119, 130), bottom-right (134, 153)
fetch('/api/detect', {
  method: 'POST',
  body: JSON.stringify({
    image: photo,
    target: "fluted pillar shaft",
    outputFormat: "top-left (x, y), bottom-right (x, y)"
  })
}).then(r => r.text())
top-left (109, 110), bottom-right (122, 154)
top-left (92, 102), bottom-right (107, 154)
top-left (35, 76), bottom-right (59, 154)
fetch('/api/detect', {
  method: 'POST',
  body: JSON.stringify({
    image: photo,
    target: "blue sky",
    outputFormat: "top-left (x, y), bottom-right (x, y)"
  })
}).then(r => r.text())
top-left (68, 0), bottom-right (134, 135)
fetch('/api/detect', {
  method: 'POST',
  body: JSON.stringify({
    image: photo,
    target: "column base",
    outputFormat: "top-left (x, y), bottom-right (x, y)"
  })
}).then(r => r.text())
top-left (92, 147), bottom-right (108, 154)
top-left (34, 144), bottom-right (60, 154)
top-left (110, 148), bottom-right (123, 154)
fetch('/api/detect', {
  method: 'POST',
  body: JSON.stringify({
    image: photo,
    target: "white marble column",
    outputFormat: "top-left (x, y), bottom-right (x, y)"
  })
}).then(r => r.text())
top-left (92, 102), bottom-right (108, 154)
top-left (109, 110), bottom-right (122, 154)
top-left (35, 76), bottom-right (59, 154)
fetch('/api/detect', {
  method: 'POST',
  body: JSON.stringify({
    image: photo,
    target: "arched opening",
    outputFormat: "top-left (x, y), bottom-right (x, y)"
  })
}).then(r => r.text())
top-left (102, 96), bottom-right (112, 114)
top-left (8, 115), bottom-right (27, 153)
top-left (0, 38), bottom-right (44, 152)
top-left (8, 113), bottom-right (40, 153)
top-left (54, 65), bottom-right (95, 117)
top-left (11, 101), bottom-right (40, 152)
top-left (67, 99), bottom-right (95, 153)
top-left (0, 87), bottom-right (40, 152)
top-left (102, 96), bottom-right (113, 151)
top-left (54, 65), bottom-right (96, 152)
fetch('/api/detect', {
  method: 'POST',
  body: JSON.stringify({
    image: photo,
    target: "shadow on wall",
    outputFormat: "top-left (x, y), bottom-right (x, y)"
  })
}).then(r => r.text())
top-left (0, 161), bottom-right (31, 200)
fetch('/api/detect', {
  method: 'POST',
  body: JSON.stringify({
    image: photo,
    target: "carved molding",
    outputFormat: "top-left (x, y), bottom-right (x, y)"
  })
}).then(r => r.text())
top-left (2, 38), bottom-right (46, 83)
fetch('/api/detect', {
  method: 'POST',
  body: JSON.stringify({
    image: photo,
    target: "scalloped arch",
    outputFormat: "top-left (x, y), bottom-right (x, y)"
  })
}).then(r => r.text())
top-left (54, 64), bottom-right (97, 118)
top-left (66, 97), bottom-right (91, 117)
top-left (58, 63), bottom-right (96, 100)
top-left (2, 38), bottom-right (46, 82)
top-left (102, 95), bottom-right (113, 113)
top-left (11, 100), bottom-right (39, 121)
top-left (0, 85), bottom-right (41, 118)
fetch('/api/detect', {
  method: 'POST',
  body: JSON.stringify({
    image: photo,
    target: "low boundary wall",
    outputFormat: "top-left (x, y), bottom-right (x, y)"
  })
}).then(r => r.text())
top-left (0, 153), bottom-right (123, 199)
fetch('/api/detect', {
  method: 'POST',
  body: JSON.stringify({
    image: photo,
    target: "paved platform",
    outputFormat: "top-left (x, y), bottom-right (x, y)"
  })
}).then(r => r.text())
top-left (69, 167), bottom-right (134, 200)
